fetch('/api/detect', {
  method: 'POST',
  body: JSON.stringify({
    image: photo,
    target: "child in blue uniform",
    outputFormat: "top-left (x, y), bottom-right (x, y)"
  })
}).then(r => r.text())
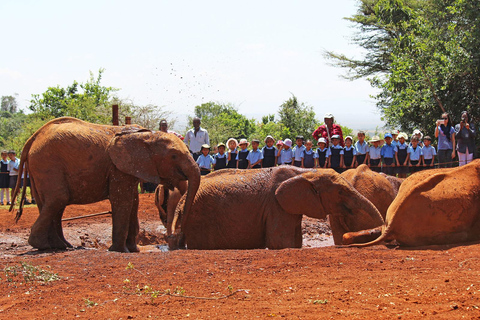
top-left (246, 139), bottom-right (263, 169)
top-left (343, 136), bottom-right (357, 170)
top-left (301, 140), bottom-right (316, 168)
top-left (421, 136), bottom-right (436, 170)
top-left (408, 136), bottom-right (423, 174)
top-left (327, 135), bottom-right (344, 173)
top-left (394, 132), bottom-right (409, 178)
top-left (262, 135), bottom-right (277, 168)
top-left (316, 138), bottom-right (328, 168)
top-left (197, 144), bottom-right (215, 175)
top-left (368, 136), bottom-right (382, 172)
top-left (226, 138), bottom-right (238, 169)
top-left (355, 131), bottom-right (368, 166)
top-left (278, 139), bottom-right (293, 165)
top-left (381, 133), bottom-right (395, 176)
top-left (292, 135), bottom-right (306, 167)
top-left (0, 151), bottom-right (10, 205)
top-left (214, 143), bottom-right (227, 170)
top-left (236, 139), bottom-right (250, 169)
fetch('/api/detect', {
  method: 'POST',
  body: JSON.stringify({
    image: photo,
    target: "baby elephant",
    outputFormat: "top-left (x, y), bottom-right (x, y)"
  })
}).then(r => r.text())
top-left (170, 166), bottom-right (384, 250)
top-left (345, 160), bottom-right (480, 247)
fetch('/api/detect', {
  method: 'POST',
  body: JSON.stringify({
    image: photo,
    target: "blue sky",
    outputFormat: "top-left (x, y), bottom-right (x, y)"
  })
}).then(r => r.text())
top-left (0, 0), bottom-right (383, 131)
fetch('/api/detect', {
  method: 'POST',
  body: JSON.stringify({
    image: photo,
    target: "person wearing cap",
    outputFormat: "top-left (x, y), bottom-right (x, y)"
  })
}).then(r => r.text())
top-left (381, 133), bottom-right (395, 175)
top-left (159, 119), bottom-right (184, 141)
top-left (292, 135), bottom-right (306, 167)
top-left (213, 143), bottom-right (228, 170)
top-left (196, 144), bottom-right (215, 175)
top-left (395, 132), bottom-right (409, 178)
top-left (226, 138), bottom-right (238, 168)
top-left (316, 138), bottom-right (328, 168)
top-left (236, 139), bottom-right (250, 169)
top-left (326, 134), bottom-right (344, 173)
top-left (246, 139), bottom-right (263, 169)
top-left (277, 139), bottom-right (293, 165)
top-left (262, 135), bottom-right (277, 168)
top-left (184, 117), bottom-right (210, 161)
top-left (343, 136), bottom-right (357, 170)
top-left (354, 131), bottom-right (368, 166)
top-left (368, 136), bottom-right (382, 172)
top-left (312, 113), bottom-right (344, 147)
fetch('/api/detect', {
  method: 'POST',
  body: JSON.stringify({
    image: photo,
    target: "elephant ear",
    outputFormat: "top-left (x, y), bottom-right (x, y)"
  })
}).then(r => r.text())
top-left (108, 128), bottom-right (161, 184)
top-left (275, 175), bottom-right (320, 215)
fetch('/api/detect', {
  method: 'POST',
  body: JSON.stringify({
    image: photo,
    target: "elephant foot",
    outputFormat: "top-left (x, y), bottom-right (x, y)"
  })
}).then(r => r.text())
top-left (127, 244), bottom-right (140, 253)
top-left (166, 233), bottom-right (184, 250)
top-left (108, 244), bottom-right (130, 253)
top-left (28, 233), bottom-right (52, 250)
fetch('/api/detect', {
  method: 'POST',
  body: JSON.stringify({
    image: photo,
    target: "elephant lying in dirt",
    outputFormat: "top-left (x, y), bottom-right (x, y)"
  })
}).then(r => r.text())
top-left (344, 160), bottom-right (480, 247)
top-left (155, 181), bottom-right (187, 236)
top-left (11, 117), bottom-right (200, 252)
top-left (168, 166), bottom-right (384, 250)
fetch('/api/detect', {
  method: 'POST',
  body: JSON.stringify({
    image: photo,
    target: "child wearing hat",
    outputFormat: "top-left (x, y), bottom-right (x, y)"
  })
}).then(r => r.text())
top-left (196, 144), bottom-right (215, 175)
top-left (236, 139), bottom-right (250, 169)
top-left (381, 133), bottom-right (395, 175)
top-left (214, 143), bottom-right (228, 170)
top-left (292, 135), bottom-right (306, 167)
top-left (355, 131), bottom-right (368, 166)
top-left (395, 132), bottom-right (409, 178)
top-left (226, 138), bottom-right (238, 169)
top-left (368, 136), bottom-right (382, 172)
top-left (277, 139), bottom-right (293, 165)
top-left (262, 135), bottom-right (277, 168)
top-left (246, 139), bottom-right (263, 169)
top-left (421, 136), bottom-right (436, 169)
top-left (316, 138), bottom-right (328, 168)
top-left (327, 135), bottom-right (344, 173)
top-left (343, 136), bottom-right (357, 170)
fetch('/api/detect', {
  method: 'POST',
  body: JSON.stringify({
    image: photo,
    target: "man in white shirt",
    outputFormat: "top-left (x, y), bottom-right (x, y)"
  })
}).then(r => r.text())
top-left (184, 117), bottom-right (210, 161)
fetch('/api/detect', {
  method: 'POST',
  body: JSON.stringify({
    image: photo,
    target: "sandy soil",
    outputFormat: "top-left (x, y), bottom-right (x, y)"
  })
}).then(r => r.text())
top-left (1, 193), bottom-right (480, 319)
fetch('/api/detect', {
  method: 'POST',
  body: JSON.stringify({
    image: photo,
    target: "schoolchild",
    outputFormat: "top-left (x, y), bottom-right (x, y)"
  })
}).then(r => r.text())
top-left (368, 136), bottom-right (382, 173)
top-left (276, 140), bottom-right (284, 165)
top-left (343, 136), bottom-right (357, 169)
top-left (411, 129), bottom-right (424, 147)
top-left (391, 130), bottom-right (400, 149)
top-left (7, 150), bottom-right (19, 200)
top-left (316, 138), bottom-right (328, 168)
top-left (0, 151), bottom-right (10, 205)
top-left (381, 133), bottom-right (395, 176)
top-left (246, 139), bottom-right (263, 169)
top-left (421, 136), bottom-right (436, 169)
top-left (278, 139), bottom-right (293, 165)
top-left (292, 135), bottom-right (306, 167)
top-left (407, 136), bottom-right (423, 174)
top-left (301, 140), bottom-right (316, 168)
top-left (226, 138), bottom-right (238, 169)
top-left (213, 143), bottom-right (227, 170)
top-left (327, 135), bottom-right (344, 173)
top-left (395, 132), bottom-right (409, 178)
top-left (236, 139), bottom-right (250, 169)
top-left (354, 131), bottom-right (368, 165)
top-left (262, 135), bottom-right (277, 168)
top-left (196, 144), bottom-right (215, 175)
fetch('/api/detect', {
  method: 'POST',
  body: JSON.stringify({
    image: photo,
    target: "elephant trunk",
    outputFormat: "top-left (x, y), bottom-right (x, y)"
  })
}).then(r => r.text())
top-left (345, 188), bottom-right (384, 232)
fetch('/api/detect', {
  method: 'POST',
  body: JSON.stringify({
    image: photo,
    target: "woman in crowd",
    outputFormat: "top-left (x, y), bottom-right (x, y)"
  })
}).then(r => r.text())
top-left (435, 112), bottom-right (456, 168)
top-left (455, 111), bottom-right (476, 166)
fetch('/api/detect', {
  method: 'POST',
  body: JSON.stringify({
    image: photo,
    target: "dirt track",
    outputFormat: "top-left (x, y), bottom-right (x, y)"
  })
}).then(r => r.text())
top-left (1, 193), bottom-right (480, 319)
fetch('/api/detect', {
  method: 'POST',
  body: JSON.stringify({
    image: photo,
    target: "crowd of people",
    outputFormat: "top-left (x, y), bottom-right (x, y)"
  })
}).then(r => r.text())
top-left (176, 112), bottom-right (476, 177)
top-left (0, 150), bottom-right (22, 205)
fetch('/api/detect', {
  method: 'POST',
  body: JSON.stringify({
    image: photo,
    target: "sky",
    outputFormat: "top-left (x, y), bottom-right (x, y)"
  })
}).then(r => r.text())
top-left (0, 0), bottom-right (384, 131)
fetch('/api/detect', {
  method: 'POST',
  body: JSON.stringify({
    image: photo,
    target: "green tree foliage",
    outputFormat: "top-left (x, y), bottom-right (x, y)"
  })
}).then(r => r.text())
top-left (1, 94), bottom-right (19, 113)
top-left (278, 95), bottom-right (319, 140)
top-left (326, 0), bottom-right (480, 146)
top-left (192, 102), bottom-right (256, 147)
top-left (29, 69), bottom-right (120, 123)
top-left (251, 114), bottom-right (291, 144)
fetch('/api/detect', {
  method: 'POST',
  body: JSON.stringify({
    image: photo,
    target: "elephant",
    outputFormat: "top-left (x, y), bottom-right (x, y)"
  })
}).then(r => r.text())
top-left (344, 160), bottom-right (480, 247)
top-left (168, 166), bottom-right (384, 250)
top-left (155, 180), bottom-right (187, 235)
top-left (10, 117), bottom-right (200, 252)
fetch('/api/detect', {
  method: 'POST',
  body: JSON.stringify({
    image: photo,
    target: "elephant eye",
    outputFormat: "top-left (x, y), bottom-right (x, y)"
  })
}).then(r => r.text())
top-left (172, 154), bottom-right (177, 160)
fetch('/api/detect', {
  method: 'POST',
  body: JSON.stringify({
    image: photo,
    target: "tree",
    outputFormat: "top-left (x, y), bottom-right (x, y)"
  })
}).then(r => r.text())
top-left (29, 69), bottom-right (122, 124)
top-left (1, 94), bottom-right (19, 113)
top-left (278, 95), bottom-right (319, 140)
top-left (251, 114), bottom-right (291, 145)
top-left (191, 102), bottom-right (256, 147)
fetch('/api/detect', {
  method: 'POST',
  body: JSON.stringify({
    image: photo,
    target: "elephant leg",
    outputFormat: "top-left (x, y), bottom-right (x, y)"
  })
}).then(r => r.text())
top-left (29, 200), bottom-right (69, 250)
top-left (109, 173), bottom-right (139, 253)
top-left (328, 214), bottom-right (348, 245)
top-left (52, 207), bottom-right (73, 248)
top-left (265, 213), bottom-right (302, 249)
top-left (126, 189), bottom-right (140, 252)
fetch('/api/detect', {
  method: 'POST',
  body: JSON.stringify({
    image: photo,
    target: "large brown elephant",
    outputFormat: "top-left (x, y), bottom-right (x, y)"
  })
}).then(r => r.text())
top-left (155, 181), bottom-right (187, 235)
top-left (168, 166), bottom-right (384, 250)
top-left (11, 117), bottom-right (200, 252)
top-left (344, 160), bottom-right (480, 247)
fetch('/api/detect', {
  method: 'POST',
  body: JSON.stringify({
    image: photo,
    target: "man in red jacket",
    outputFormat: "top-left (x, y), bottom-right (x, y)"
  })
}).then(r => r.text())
top-left (312, 113), bottom-right (344, 147)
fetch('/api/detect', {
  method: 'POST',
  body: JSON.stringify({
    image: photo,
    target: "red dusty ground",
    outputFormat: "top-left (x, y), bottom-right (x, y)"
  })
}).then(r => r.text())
top-left (0, 193), bottom-right (479, 319)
